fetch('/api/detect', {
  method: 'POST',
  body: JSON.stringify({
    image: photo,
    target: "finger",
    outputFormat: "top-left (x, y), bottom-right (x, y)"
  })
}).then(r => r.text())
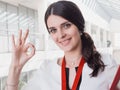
top-left (11, 34), bottom-right (15, 48)
top-left (22, 29), bottom-right (29, 45)
top-left (17, 30), bottom-right (22, 46)
top-left (24, 43), bottom-right (35, 59)
top-left (28, 44), bottom-right (35, 59)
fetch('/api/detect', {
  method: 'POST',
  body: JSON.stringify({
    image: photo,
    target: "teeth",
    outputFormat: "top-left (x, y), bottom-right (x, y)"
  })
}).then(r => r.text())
top-left (61, 39), bottom-right (70, 46)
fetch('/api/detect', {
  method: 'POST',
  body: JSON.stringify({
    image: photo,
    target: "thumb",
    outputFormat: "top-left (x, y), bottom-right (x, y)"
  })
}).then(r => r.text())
top-left (24, 43), bottom-right (36, 60)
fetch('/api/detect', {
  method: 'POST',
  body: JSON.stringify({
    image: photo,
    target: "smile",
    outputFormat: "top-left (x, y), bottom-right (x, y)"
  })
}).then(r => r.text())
top-left (60, 38), bottom-right (71, 46)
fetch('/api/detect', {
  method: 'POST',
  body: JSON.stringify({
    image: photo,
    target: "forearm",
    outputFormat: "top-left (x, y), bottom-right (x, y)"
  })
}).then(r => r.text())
top-left (5, 66), bottom-right (22, 90)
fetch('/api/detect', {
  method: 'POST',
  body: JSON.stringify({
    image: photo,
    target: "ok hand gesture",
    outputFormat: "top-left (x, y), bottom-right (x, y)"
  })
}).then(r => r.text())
top-left (11, 30), bottom-right (35, 70)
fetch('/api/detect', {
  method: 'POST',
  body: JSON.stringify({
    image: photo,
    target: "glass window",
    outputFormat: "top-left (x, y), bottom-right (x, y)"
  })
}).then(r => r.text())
top-left (0, 2), bottom-right (7, 31)
top-left (7, 4), bottom-right (18, 32)
top-left (1, 76), bottom-right (7, 90)
top-left (114, 33), bottom-right (120, 48)
top-left (19, 5), bottom-right (28, 31)
top-left (0, 35), bottom-right (9, 53)
top-left (0, 1), bottom-right (39, 53)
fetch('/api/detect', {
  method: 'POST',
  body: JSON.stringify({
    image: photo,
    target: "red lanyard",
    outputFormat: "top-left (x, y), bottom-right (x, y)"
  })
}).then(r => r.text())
top-left (110, 65), bottom-right (120, 90)
top-left (61, 56), bottom-right (85, 90)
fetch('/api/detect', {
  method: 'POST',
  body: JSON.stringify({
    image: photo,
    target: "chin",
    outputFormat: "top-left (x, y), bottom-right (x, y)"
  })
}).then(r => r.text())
top-left (60, 46), bottom-right (73, 52)
top-left (57, 43), bottom-right (74, 52)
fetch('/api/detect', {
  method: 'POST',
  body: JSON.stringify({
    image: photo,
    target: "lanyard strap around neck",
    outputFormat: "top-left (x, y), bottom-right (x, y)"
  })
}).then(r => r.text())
top-left (61, 56), bottom-right (85, 90)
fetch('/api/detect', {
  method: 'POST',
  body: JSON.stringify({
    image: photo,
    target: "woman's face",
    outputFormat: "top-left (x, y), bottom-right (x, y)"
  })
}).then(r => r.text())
top-left (47, 15), bottom-right (82, 52)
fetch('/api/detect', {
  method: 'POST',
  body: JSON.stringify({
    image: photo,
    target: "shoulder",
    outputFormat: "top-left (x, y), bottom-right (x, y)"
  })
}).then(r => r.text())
top-left (83, 53), bottom-right (117, 74)
top-left (82, 55), bottom-right (119, 90)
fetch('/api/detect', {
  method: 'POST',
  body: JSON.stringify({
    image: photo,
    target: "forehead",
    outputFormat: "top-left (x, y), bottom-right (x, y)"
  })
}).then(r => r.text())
top-left (47, 15), bottom-right (68, 28)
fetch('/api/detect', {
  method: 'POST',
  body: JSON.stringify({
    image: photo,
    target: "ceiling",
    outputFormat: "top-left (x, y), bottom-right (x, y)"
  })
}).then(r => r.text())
top-left (1, 0), bottom-right (120, 20)
top-left (0, 0), bottom-right (40, 10)
top-left (97, 0), bottom-right (120, 20)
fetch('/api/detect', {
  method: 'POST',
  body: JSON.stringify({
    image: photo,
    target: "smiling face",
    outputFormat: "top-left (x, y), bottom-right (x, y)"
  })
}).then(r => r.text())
top-left (47, 15), bottom-right (82, 53)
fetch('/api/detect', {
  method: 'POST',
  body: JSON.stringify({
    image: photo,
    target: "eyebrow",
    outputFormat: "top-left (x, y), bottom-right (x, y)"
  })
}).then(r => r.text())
top-left (48, 27), bottom-right (55, 30)
top-left (48, 21), bottom-right (70, 30)
top-left (61, 21), bottom-right (70, 26)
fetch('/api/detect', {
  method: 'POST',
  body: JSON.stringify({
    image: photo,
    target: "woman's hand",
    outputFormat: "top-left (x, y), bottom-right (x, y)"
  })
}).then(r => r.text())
top-left (5, 30), bottom-right (35, 90)
top-left (11, 29), bottom-right (35, 70)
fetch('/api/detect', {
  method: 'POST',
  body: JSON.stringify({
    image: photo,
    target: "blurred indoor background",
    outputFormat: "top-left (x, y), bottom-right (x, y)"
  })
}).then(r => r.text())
top-left (0, 0), bottom-right (120, 89)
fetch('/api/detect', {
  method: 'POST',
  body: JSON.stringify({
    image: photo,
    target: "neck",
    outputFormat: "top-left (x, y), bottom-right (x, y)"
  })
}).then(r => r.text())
top-left (64, 50), bottom-right (82, 68)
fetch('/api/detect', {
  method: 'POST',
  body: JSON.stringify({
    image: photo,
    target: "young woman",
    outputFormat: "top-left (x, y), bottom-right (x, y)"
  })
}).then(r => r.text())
top-left (6, 1), bottom-right (119, 90)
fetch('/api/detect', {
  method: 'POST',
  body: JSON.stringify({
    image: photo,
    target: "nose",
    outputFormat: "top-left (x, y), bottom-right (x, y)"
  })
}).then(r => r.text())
top-left (58, 30), bottom-right (66, 39)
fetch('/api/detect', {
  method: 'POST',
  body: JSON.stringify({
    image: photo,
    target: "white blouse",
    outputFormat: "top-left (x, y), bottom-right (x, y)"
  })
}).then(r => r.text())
top-left (22, 54), bottom-right (119, 90)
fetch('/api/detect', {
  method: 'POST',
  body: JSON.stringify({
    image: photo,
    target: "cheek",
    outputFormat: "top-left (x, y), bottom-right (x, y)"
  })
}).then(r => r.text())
top-left (72, 30), bottom-right (81, 41)
top-left (71, 29), bottom-right (80, 37)
top-left (50, 35), bottom-right (58, 43)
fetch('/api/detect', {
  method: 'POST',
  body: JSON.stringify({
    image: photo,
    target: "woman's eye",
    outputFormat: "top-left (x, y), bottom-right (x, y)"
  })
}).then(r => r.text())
top-left (49, 29), bottom-right (57, 34)
top-left (63, 23), bottom-right (71, 29)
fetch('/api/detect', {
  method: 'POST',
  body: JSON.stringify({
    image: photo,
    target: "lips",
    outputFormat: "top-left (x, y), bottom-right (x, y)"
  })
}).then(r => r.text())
top-left (59, 38), bottom-right (71, 46)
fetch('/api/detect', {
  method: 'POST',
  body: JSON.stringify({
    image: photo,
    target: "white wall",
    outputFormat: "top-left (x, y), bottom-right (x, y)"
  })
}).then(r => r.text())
top-left (37, 0), bottom-right (48, 34)
top-left (110, 19), bottom-right (120, 33)
top-left (0, 0), bottom-right (39, 10)
top-left (109, 19), bottom-right (120, 47)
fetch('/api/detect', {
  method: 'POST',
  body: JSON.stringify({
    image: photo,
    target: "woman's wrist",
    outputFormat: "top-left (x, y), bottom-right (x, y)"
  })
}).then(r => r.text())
top-left (6, 82), bottom-right (19, 87)
top-left (6, 81), bottom-right (19, 90)
top-left (7, 66), bottom-right (21, 86)
top-left (9, 63), bottom-right (22, 73)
